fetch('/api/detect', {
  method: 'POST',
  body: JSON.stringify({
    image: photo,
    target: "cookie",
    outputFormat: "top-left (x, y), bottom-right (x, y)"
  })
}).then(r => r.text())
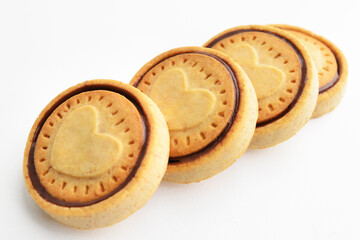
top-left (130, 47), bottom-right (258, 183)
top-left (204, 25), bottom-right (318, 149)
top-left (271, 24), bottom-right (348, 118)
top-left (23, 80), bottom-right (169, 229)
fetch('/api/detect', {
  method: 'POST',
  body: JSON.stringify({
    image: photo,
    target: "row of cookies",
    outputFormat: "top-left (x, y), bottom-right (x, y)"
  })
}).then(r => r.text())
top-left (23, 24), bottom-right (347, 229)
top-left (131, 24), bottom-right (347, 182)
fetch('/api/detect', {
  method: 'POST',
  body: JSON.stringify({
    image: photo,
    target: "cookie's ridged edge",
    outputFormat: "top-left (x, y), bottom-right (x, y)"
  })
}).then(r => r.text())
top-left (23, 80), bottom-right (169, 229)
top-left (204, 25), bottom-right (319, 149)
top-left (130, 46), bottom-right (258, 183)
top-left (271, 24), bottom-right (348, 118)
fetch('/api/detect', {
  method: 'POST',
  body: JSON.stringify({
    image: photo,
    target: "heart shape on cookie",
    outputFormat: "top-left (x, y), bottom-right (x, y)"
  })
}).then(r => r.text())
top-left (149, 68), bottom-right (216, 131)
top-left (51, 105), bottom-right (122, 177)
top-left (230, 44), bottom-right (285, 99)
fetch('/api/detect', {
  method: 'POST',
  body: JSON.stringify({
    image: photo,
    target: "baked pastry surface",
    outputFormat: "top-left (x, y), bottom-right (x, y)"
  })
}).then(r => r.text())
top-left (23, 80), bottom-right (169, 229)
top-left (204, 25), bottom-right (319, 149)
top-left (272, 24), bottom-right (348, 118)
top-left (131, 47), bottom-right (258, 183)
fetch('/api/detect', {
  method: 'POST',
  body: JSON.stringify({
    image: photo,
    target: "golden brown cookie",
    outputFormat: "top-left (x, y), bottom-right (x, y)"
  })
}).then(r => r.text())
top-left (204, 25), bottom-right (318, 149)
top-left (130, 47), bottom-right (258, 183)
top-left (271, 24), bottom-right (348, 118)
top-left (23, 80), bottom-right (169, 229)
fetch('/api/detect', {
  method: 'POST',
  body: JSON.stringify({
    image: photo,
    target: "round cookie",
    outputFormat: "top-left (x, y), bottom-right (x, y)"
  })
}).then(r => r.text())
top-left (271, 24), bottom-right (348, 118)
top-left (130, 47), bottom-right (258, 183)
top-left (23, 80), bottom-right (169, 229)
top-left (204, 25), bottom-right (318, 149)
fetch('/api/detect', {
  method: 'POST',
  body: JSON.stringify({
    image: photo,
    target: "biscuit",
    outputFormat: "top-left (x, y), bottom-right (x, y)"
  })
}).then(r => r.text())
top-left (204, 25), bottom-right (318, 149)
top-left (130, 47), bottom-right (258, 183)
top-left (272, 24), bottom-right (348, 118)
top-left (23, 80), bottom-right (169, 229)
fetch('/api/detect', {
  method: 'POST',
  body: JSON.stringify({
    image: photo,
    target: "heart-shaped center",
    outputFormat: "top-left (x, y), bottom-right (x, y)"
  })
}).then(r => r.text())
top-left (148, 68), bottom-right (216, 131)
top-left (231, 44), bottom-right (285, 99)
top-left (50, 105), bottom-right (122, 177)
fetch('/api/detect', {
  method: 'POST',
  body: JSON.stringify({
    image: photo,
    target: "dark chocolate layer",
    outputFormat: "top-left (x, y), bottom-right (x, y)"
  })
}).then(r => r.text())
top-left (319, 70), bottom-right (339, 93)
top-left (27, 84), bottom-right (149, 207)
top-left (204, 29), bottom-right (308, 127)
top-left (132, 51), bottom-right (240, 164)
top-left (319, 49), bottom-right (341, 93)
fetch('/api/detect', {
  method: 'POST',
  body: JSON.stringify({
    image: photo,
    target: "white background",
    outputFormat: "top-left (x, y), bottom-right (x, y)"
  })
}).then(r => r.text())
top-left (1, 0), bottom-right (359, 239)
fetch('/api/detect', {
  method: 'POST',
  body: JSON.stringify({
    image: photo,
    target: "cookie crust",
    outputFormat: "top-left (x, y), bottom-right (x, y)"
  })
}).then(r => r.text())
top-left (271, 24), bottom-right (348, 118)
top-left (131, 47), bottom-right (258, 183)
top-left (204, 25), bottom-right (318, 149)
top-left (23, 80), bottom-right (169, 229)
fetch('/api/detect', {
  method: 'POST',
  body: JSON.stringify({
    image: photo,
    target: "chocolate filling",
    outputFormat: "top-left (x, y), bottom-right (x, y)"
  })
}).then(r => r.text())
top-left (132, 51), bottom-right (240, 164)
top-left (204, 29), bottom-right (308, 127)
top-left (27, 84), bottom-right (149, 207)
top-left (318, 50), bottom-right (341, 93)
